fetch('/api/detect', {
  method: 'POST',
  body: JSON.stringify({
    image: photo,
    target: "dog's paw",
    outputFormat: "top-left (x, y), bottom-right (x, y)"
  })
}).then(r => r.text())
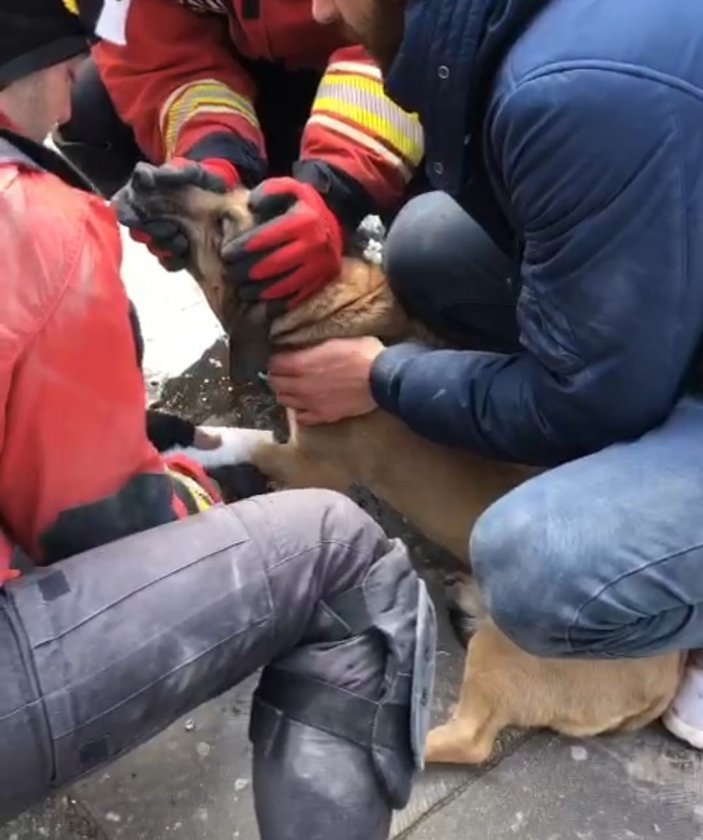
top-left (164, 426), bottom-right (274, 469)
top-left (425, 722), bottom-right (496, 765)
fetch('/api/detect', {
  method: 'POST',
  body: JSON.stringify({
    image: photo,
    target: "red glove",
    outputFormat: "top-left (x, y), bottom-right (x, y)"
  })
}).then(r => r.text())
top-left (115, 157), bottom-right (241, 271)
top-left (221, 177), bottom-right (344, 309)
top-left (0, 530), bottom-right (19, 587)
top-left (0, 569), bottom-right (20, 587)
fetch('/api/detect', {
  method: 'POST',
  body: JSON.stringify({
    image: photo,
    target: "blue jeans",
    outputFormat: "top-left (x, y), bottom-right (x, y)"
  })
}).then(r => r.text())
top-left (471, 398), bottom-right (703, 658)
top-left (386, 192), bottom-right (703, 659)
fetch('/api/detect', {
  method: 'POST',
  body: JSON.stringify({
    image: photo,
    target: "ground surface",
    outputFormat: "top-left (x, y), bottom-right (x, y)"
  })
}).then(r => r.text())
top-left (2, 233), bottom-right (702, 840)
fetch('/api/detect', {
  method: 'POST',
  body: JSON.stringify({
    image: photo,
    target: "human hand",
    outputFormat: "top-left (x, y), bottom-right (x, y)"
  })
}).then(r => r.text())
top-left (221, 177), bottom-right (343, 309)
top-left (268, 337), bottom-right (384, 425)
top-left (114, 157), bottom-right (240, 271)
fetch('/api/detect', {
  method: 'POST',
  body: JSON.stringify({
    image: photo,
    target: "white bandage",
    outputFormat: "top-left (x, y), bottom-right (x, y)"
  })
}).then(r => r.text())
top-left (164, 427), bottom-right (274, 469)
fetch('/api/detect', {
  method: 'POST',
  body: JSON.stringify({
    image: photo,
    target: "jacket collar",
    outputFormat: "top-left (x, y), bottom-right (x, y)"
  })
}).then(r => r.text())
top-left (0, 110), bottom-right (98, 193)
top-left (385, 0), bottom-right (551, 196)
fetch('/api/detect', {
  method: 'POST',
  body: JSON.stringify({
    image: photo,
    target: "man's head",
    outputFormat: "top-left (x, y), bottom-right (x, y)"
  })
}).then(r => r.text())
top-left (0, 0), bottom-right (131, 142)
top-left (312, 0), bottom-right (407, 73)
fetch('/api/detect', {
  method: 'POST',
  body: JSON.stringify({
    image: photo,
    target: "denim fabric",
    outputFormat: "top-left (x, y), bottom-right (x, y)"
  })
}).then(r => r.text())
top-left (471, 398), bottom-right (703, 658)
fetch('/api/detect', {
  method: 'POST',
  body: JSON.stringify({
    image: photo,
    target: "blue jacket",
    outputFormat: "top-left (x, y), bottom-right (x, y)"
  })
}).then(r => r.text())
top-left (370, 0), bottom-right (703, 466)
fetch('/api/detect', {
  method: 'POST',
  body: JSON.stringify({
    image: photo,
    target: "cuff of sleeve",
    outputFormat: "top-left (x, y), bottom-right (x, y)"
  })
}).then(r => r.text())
top-left (184, 131), bottom-right (267, 188)
top-left (293, 159), bottom-right (377, 232)
top-left (370, 342), bottom-right (430, 412)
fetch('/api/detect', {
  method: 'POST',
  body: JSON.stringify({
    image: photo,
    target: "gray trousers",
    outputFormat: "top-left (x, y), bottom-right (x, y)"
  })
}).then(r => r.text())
top-left (0, 489), bottom-right (434, 838)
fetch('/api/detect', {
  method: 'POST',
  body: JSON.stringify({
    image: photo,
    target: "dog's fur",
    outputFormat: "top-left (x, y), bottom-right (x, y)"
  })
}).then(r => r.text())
top-left (118, 165), bottom-right (683, 765)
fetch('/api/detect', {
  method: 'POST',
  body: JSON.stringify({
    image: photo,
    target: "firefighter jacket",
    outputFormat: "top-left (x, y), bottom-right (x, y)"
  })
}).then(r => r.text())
top-left (93, 0), bottom-right (424, 222)
top-left (0, 119), bottom-right (220, 571)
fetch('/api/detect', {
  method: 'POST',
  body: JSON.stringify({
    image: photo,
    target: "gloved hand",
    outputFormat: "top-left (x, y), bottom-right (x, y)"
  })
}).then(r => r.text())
top-left (221, 177), bottom-right (344, 309)
top-left (116, 157), bottom-right (241, 271)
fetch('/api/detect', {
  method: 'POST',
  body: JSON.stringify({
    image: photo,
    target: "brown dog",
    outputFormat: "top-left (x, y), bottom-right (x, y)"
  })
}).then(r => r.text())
top-left (117, 164), bottom-right (683, 765)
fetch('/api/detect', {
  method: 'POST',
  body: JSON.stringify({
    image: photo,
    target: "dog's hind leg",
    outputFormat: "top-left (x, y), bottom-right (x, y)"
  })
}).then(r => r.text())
top-left (425, 691), bottom-right (504, 765)
top-left (425, 620), bottom-right (511, 765)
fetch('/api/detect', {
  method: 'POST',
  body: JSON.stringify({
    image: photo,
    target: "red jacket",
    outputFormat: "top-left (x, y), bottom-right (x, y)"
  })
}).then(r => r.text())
top-left (93, 0), bottom-right (424, 215)
top-left (0, 124), bottom-right (219, 570)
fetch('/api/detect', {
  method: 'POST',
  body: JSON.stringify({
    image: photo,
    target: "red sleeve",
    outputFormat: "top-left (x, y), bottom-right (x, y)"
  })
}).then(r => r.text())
top-left (93, 0), bottom-right (265, 164)
top-left (300, 45), bottom-right (425, 211)
top-left (0, 182), bottom-right (216, 563)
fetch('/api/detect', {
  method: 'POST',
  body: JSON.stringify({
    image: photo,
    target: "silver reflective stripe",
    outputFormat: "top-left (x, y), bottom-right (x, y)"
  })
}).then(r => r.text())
top-left (0, 137), bottom-right (42, 171)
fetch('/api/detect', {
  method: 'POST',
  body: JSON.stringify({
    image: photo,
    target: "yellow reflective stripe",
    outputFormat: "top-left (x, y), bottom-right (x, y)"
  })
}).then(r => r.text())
top-left (312, 73), bottom-right (423, 167)
top-left (62, 0), bottom-right (80, 14)
top-left (307, 113), bottom-right (412, 181)
top-left (167, 468), bottom-right (214, 514)
top-left (161, 79), bottom-right (259, 158)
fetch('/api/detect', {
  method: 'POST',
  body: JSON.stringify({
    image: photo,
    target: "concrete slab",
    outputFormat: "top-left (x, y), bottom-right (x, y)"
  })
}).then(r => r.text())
top-left (404, 727), bottom-right (703, 840)
top-left (0, 796), bottom-right (106, 840)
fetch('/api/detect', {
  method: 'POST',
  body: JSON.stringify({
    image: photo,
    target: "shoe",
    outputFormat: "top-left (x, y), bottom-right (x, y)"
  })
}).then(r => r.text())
top-left (662, 650), bottom-right (703, 749)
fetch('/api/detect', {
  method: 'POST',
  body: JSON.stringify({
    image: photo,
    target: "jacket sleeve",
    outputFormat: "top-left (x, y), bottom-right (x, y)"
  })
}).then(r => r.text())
top-left (92, 0), bottom-right (267, 184)
top-left (0, 195), bottom-right (218, 564)
top-left (297, 45), bottom-right (425, 222)
top-left (371, 70), bottom-right (699, 466)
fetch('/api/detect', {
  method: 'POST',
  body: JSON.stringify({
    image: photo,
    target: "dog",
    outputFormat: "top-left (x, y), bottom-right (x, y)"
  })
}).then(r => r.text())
top-left (117, 164), bottom-right (683, 766)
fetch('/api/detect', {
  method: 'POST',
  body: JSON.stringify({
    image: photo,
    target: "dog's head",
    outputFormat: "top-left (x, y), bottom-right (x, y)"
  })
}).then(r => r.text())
top-left (115, 162), bottom-right (414, 383)
top-left (116, 162), bottom-right (279, 382)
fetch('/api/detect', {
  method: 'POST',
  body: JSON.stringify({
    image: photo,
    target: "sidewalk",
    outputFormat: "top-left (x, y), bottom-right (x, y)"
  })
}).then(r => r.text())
top-left (2, 233), bottom-right (702, 840)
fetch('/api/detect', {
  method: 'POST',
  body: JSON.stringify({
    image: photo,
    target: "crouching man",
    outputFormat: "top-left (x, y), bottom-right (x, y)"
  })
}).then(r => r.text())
top-left (0, 3), bottom-right (435, 837)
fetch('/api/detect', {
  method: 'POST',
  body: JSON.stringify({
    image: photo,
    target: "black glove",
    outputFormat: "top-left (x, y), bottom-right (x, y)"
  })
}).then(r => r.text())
top-left (114, 158), bottom-right (238, 271)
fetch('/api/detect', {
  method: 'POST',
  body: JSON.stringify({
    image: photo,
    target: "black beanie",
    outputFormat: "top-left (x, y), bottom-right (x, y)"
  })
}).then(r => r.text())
top-left (0, 1), bottom-right (130, 88)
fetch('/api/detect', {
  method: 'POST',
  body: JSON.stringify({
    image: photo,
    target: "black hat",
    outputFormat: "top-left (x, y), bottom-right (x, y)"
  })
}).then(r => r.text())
top-left (0, 0), bottom-right (132, 88)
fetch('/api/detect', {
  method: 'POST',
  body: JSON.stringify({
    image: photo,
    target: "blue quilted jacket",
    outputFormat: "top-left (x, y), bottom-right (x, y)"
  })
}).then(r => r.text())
top-left (371, 0), bottom-right (703, 465)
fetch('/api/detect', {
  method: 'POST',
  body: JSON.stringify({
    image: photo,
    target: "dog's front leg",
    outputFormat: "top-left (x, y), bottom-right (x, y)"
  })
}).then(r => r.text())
top-left (251, 440), bottom-right (352, 492)
top-left (249, 409), bottom-right (354, 492)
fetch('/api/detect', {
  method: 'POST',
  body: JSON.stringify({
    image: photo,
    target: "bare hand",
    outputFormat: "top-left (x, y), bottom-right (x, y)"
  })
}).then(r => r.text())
top-left (269, 337), bottom-right (384, 425)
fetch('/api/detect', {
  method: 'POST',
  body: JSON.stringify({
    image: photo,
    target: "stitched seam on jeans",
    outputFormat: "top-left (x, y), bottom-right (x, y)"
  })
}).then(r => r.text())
top-left (32, 537), bottom-right (250, 647)
top-left (266, 539), bottom-right (375, 573)
top-left (1, 593), bottom-right (57, 780)
top-left (567, 540), bottom-right (703, 652)
top-left (49, 613), bottom-right (271, 739)
top-left (40, 574), bottom-right (271, 707)
top-left (236, 499), bottom-right (283, 657)
top-left (0, 699), bottom-right (46, 725)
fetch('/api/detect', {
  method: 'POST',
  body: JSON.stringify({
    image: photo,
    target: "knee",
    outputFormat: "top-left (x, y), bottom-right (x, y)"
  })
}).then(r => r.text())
top-left (251, 488), bottom-right (389, 574)
top-left (305, 489), bottom-right (388, 551)
top-left (384, 192), bottom-right (460, 304)
top-left (470, 493), bottom-right (581, 658)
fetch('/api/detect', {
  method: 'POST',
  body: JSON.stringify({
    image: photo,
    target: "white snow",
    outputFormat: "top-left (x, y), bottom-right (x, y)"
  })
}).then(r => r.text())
top-left (118, 226), bottom-right (223, 399)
